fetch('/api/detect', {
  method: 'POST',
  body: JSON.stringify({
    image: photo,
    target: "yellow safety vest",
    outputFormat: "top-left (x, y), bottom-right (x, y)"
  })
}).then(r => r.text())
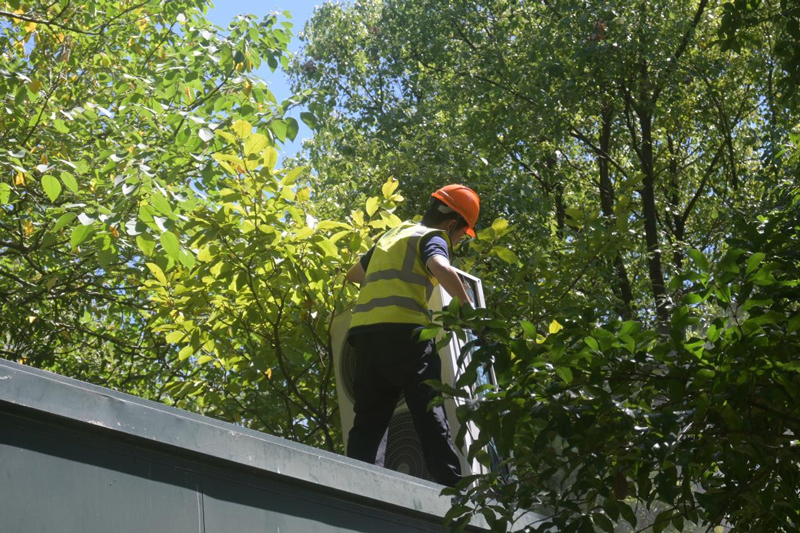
top-left (350, 221), bottom-right (452, 328)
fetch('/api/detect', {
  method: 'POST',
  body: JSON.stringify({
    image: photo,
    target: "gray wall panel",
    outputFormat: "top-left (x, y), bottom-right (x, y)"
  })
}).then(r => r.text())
top-left (1, 414), bottom-right (201, 533)
top-left (0, 360), bottom-right (540, 532)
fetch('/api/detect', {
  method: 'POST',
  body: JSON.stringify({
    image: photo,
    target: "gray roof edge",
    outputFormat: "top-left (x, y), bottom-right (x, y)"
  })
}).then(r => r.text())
top-left (0, 359), bottom-right (503, 527)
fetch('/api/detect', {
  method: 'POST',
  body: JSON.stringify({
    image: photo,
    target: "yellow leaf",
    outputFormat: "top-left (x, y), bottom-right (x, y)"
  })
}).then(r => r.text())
top-left (244, 133), bottom-right (268, 157)
top-left (381, 177), bottom-right (399, 198)
top-left (243, 80), bottom-right (252, 97)
top-left (146, 262), bottom-right (168, 286)
top-left (296, 187), bottom-right (310, 202)
top-left (178, 345), bottom-right (193, 361)
top-left (14, 172), bottom-right (26, 186)
top-left (24, 21), bottom-right (37, 33)
top-left (24, 220), bottom-right (34, 236)
top-left (264, 146), bottom-right (278, 169)
top-left (351, 209), bottom-right (365, 227)
top-left (165, 330), bottom-right (184, 344)
top-left (232, 119), bottom-right (252, 139)
top-left (197, 246), bottom-right (213, 262)
top-left (27, 316), bottom-right (38, 324)
top-left (137, 16), bottom-right (148, 32)
top-left (265, 368), bottom-right (272, 379)
top-left (548, 320), bottom-right (563, 334)
top-left (366, 196), bottom-right (379, 217)
top-left (28, 79), bottom-right (42, 93)
top-left (492, 218), bottom-right (509, 232)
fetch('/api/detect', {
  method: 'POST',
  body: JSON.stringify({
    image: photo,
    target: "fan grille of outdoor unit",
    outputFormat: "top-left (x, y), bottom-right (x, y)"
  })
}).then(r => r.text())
top-left (384, 409), bottom-right (433, 481)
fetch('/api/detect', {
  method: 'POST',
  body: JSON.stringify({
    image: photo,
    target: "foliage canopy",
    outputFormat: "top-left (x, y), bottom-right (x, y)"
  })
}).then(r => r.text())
top-left (2, 0), bottom-right (799, 530)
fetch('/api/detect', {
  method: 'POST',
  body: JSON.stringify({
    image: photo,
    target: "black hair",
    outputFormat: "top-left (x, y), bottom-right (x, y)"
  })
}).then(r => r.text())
top-left (421, 198), bottom-right (469, 231)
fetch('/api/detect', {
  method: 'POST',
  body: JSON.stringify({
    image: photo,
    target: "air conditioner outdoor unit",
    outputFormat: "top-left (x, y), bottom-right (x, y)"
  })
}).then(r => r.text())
top-left (331, 268), bottom-right (496, 481)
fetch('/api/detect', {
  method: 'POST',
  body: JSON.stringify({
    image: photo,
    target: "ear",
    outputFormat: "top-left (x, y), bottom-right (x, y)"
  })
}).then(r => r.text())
top-left (444, 219), bottom-right (457, 232)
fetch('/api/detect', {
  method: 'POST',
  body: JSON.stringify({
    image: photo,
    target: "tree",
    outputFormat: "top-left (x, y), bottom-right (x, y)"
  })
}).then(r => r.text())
top-left (445, 178), bottom-right (800, 532)
top-left (0, 0), bottom-right (388, 449)
top-left (291, 0), bottom-right (799, 529)
top-left (290, 0), bottom-right (791, 330)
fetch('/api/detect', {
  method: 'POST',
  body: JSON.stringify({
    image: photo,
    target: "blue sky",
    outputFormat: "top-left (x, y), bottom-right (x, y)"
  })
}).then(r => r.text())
top-left (207, 0), bottom-right (324, 159)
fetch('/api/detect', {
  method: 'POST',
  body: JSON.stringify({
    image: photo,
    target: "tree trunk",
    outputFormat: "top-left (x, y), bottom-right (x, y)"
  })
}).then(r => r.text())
top-left (668, 135), bottom-right (685, 271)
top-left (598, 103), bottom-right (634, 319)
top-left (638, 106), bottom-right (669, 324)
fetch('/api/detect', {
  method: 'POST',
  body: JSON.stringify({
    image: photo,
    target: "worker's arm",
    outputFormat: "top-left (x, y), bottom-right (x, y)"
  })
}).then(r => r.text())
top-left (345, 261), bottom-right (366, 285)
top-left (426, 255), bottom-right (472, 307)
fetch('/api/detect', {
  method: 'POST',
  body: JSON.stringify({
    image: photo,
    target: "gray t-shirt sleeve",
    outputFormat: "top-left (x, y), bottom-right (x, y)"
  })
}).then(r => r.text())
top-left (420, 234), bottom-right (449, 267)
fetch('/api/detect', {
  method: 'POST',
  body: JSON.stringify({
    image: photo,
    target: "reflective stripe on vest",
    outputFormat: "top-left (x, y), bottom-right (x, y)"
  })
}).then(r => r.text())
top-left (350, 222), bottom-right (451, 328)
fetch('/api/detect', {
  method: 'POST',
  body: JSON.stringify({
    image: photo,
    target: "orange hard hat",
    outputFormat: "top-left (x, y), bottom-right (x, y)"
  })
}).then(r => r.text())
top-left (431, 184), bottom-right (480, 237)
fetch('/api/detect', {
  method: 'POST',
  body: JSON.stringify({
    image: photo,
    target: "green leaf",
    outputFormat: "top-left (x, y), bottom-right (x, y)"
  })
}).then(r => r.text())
top-left (584, 337), bottom-right (600, 351)
top-left (285, 117), bottom-right (299, 141)
top-left (592, 513), bottom-right (615, 533)
top-left (315, 237), bottom-right (338, 257)
top-left (151, 193), bottom-right (173, 217)
top-left (746, 252), bottom-right (766, 275)
top-left (53, 118), bottom-right (70, 133)
top-left (0, 183), bottom-right (9, 204)
top-left (300, 111), bottom-right (317, 129)
top-left (60, 172), bottom-right (78, 194)
top-left (720, 248), bottom-right (745, 274)
top-left (491, 246), bottom-right (518, 264)
top-left (52, 212), bottom-right (77, 232)
top-left (197, 355), bottom-right (215, 365)
top-left (136, 235), bottom-right (156, 256)
top-left (687, 249), bottom-right (709, 272)
top-left (70, 225), bottom-right (94, 249)
top-left (619, 502), bottom-right (637, 528)
top-left (42, 175), bottom-right (62, 202)
top-left (179, 248), bottom-right (196, 269)
top-left (160, 231), bottom-right (181, 260)
top-left (418, 326), bottom-right (440, 341)
top-left (520, 320), bottom-right (537, 338)
top-left (271, 119), bottom-right (287, 142)
top-left (281, 165), bottom-right (305, 185)
top-left (555, 366), bottom-right (573, 384)
top-left (719, 404), bottom-right (743, 430)
top-left (98, 248), bottom-right (116, 268)
top-left (653, 510), bottom-right (673, 533)
top-left (146, 262), bottom-right (168, 285)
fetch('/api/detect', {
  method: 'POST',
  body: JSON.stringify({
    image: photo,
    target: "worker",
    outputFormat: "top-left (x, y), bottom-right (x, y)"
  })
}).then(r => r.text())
top-left (344, 184), bottom-right (480, 487)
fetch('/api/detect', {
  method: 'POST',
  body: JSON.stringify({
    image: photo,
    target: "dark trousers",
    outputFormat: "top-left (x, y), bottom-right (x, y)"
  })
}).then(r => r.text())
top-left (346, 328), bottom-right (462, 487)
